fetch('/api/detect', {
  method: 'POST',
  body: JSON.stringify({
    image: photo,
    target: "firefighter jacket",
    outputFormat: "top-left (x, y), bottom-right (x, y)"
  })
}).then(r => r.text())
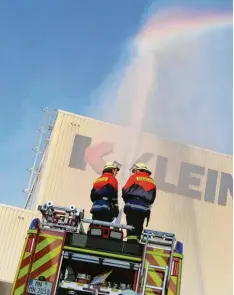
top-left (90, 172), bottom-right (118, 213)
top-left (122, 171), bottom-right (156, 213)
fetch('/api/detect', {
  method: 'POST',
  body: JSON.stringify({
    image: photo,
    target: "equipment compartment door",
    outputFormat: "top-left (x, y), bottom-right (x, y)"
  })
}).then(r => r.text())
top-left (27, 230), bottom-right (66, 295)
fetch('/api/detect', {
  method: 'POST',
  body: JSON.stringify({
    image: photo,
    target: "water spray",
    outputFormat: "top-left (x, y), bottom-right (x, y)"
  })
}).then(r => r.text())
top-left (90, 5), bottom-right (232, 293)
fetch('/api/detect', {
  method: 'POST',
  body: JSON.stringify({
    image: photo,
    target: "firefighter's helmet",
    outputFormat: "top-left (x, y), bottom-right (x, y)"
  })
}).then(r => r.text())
top-left (103, 161), bottom-right (122, 173)
top-left (130, 162), bottom-right (152, 175)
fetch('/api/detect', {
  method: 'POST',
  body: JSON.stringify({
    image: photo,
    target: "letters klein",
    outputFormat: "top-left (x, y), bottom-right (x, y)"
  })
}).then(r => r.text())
top-left (155, 156), bottom-right (233, 206)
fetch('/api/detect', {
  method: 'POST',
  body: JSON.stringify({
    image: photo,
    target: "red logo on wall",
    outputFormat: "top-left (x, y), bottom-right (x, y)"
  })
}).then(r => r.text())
top-left (84, 142), bottom-right (114, 174)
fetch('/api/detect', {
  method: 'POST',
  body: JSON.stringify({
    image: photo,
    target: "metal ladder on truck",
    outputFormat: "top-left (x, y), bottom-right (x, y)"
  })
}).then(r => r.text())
top-left (140, 229), bottom-right (176, 295)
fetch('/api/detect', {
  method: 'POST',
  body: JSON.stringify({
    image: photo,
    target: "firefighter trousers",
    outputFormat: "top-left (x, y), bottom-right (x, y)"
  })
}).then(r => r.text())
top-left (88, 211), bottom-right (113, 234)
top-left (125, 210), bottom-right (146, 244)
top-left (92, 210), bottom-right (113, 222)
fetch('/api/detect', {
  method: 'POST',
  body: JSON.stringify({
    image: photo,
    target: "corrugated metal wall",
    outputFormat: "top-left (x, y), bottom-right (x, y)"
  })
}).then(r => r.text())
top-left (27, 110), bottom-right (233, 295)
top-left (0, 205), bottom-right (39, 282)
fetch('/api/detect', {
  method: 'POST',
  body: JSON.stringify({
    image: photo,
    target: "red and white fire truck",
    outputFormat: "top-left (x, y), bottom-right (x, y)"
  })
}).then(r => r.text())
top-left (10, 201), bottom-right (183, 295)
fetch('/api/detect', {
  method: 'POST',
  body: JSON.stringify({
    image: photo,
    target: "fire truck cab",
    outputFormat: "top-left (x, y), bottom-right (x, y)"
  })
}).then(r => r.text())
top-left (11, 202), bottom-right (183, 295)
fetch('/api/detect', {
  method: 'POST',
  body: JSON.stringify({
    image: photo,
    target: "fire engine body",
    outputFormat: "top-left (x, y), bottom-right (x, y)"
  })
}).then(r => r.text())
top-left (11, 202), bottom-right (183, 295)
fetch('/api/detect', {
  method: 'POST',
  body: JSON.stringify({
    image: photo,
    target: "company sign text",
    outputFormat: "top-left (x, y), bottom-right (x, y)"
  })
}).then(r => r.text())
top-left (69, 135), bottom-right (233, 207)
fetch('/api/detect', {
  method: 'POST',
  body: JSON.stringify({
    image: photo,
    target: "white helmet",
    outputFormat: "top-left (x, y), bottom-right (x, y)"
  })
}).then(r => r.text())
top-left (103, 161), bottom-right (122, 172)
top-left (129, 162), bottom-right (152, 175)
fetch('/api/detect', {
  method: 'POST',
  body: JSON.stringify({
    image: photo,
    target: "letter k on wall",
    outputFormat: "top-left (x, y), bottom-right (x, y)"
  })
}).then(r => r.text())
top-left (69, 135), bottom-right (114, 174)
top-left (85, 141), bottom-right (114, 174)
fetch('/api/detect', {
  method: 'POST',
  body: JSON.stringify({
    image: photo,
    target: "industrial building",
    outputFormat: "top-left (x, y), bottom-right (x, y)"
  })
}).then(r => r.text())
top-left (0, 110), bottom-right (232, 295)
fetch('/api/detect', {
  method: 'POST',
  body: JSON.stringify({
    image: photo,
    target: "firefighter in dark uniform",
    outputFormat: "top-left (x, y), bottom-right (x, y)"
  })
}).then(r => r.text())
top-left (90, 161), bottom-right (122, 222)
top-left (122, 163), bottom-right (156, 243)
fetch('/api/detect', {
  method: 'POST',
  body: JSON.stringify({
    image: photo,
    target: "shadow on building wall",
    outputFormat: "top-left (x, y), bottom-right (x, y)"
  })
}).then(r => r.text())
top-left (0, 281), bottom-right (12, 295)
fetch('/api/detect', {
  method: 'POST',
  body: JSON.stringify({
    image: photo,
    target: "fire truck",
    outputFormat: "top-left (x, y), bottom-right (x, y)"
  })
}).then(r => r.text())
top-left (10, 201), bottom-right (183, 295)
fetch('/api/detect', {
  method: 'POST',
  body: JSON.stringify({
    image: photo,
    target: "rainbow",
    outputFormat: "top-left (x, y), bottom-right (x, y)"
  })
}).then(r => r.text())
top-left (135, 8), bottom-right (233, 49)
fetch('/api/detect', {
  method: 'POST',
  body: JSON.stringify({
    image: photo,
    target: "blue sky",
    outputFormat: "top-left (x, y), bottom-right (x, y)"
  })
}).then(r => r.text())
top-left (0, 0), bottom-right (232, 207)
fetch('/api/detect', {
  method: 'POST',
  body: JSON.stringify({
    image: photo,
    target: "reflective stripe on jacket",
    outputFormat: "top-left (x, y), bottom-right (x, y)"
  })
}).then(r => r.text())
top-left (90, 199), bottom-right (111, 213)
top-left (124, 198), bottom-right (151, 212)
